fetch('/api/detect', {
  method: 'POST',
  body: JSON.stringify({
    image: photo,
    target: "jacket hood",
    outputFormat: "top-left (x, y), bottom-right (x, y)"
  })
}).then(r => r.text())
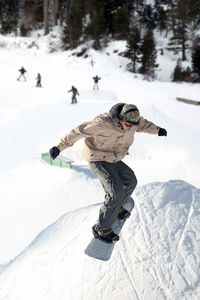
top-left (108, 103), bottom-right (126, 122)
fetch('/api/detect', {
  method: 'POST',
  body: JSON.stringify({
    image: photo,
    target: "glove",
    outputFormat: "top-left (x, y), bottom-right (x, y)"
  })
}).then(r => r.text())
top-left (158, 128), bottom-right (167, 136)
top-left (49, 146), bottom-right (60, 159)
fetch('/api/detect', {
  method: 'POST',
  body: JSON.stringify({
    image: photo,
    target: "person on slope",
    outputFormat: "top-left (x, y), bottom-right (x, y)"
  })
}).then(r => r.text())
top-left (49, 103), bottom-right (167, 243)
top-left (68, 86), bottom-right (79, 104)
top-left (17, 67), bottom-right (27, 81)
top-left (93, 75), bottom-right (101, 90)
top-left (36, 73), bottom-right (42, 87)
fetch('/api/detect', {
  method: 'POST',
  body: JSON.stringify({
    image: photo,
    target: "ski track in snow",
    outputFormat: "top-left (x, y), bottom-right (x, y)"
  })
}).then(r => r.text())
top-left (117, 238), bottom-right (140, 299)
top-left (0, 181), bottom-right (200, 300)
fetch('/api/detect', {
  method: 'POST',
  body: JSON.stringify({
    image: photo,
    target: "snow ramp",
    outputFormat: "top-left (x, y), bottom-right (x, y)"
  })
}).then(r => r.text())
top-left (0, 180), bottom-right (199, 300)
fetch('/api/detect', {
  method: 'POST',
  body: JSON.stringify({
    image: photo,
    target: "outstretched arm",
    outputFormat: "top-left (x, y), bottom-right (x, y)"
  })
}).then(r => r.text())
top-left (57, 121), bottom-right (103, 151)
top-left (49, 120), bottom-right (105, 159)
top-left (137, 117), bottom-right (167, 136)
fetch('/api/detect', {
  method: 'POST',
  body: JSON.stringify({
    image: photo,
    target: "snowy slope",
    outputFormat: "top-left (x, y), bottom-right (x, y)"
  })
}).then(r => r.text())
top-left (0, 28), bottom-right (200, 299)
top-left (0, 180), bottom-right (199, 300)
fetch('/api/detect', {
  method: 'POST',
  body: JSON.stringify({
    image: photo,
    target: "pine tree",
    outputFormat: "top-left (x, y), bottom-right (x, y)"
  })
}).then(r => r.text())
top-left (126, 0), bottom-right (135, 16)
top-left (62, 0), bottom-right (83, 49)
top-left (154, 0), bottom-right (169, 34)
top-left (0, 12), bottom-right (19, 35)
top-left (171, 59), bottom-right (183, 82)
top-left (192, 43), bottom-right (200, 76)
top-left (0, 0), bottom-right (19, 19)
top-left (113, 5), bottom-right (129, 39)
top-left (99, 0), bottom-right (131, 36)
top-left (85, 8), bottom-right (106, 49)
top-left (0, 0), bottom-right (19, 34)
top-left (171, 58), bottom-right (191, 82)
top-left (182, 66), bottom-right (191, 82)
top-left (125, 24), bottom-right (141, 73)
top-left (44, 0), bottom-right (49, 35)
top-left (101, 0), bottom-right (115, 34)
top-left (167, 0), bottom-right (190, 61)
top-left (21, 0), bottom-right (43, 29)
top-left (137, 4), bottom-right (157, 30)
top-left (187, 0), bottom-right (200, 29)
top-left (140, 29), bottom-right (158, 78)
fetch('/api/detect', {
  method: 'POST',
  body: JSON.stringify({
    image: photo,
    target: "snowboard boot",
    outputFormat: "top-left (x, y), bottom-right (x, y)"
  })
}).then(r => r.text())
top-left (92, 226), bottom-right (119, 244)
top-left (92, 225), bottom-right (99, 239)
top-left (118, 207), bottom-right (131, 221)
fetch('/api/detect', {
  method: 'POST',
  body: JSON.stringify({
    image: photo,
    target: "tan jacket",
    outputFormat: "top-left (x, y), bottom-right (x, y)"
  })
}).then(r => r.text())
top-left (57, 112), bottom-right (160, 163)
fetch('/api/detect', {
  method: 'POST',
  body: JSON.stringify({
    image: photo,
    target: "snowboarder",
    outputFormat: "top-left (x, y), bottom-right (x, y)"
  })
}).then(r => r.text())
top-left (17, 67), bottom-right (27, 81)
top-left (93, 75), bottom-right (101, 90)
top-left (36, 73), bottom-right (42, 87)
top-left (49, 103), bottom-right (167, 243)
top-left (68, 86), bottom-right (79, 104)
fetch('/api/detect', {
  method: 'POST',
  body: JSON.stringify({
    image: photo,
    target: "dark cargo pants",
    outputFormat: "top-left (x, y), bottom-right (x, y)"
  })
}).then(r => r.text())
top-left (89, 160), bottom-right (137, 230)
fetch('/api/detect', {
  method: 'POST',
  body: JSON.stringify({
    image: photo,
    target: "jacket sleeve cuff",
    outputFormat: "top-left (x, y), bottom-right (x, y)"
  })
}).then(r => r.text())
top-left (57, 141), bottom-right (68, 152)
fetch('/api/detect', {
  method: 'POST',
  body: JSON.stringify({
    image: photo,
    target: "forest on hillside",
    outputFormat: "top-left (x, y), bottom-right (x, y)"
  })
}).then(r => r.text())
top-left (1, 0), bottom-right (200, 81)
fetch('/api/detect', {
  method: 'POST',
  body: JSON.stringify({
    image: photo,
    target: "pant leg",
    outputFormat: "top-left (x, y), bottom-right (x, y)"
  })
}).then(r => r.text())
top-left (116, 160), bottom-right (137, 205)
top-left (89, 161), bottom-right (137, 230)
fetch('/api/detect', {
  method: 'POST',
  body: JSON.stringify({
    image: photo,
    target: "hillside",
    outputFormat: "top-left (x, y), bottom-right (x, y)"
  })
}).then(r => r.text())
top-left (0, 28), bottom-right (200, 299)
top-left (0, 180), bottom-right (199, 300)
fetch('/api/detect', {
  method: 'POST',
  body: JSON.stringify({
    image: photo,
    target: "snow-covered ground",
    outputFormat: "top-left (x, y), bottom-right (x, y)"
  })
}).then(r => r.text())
top-left (0, 28), bottom-right (200, 299)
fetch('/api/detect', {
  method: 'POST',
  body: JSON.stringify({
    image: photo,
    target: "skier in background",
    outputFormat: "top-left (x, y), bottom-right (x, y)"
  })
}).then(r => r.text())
top-left (93, 75), bottom-right (101, 90)
top-left (17, 67), bottom-right (27, 81)
top-left (49, 103), bottom-right (167, 244)
top-left (68, 86), bottom-right (79, 104)
top-left (36, 73), bottom-right (42, 87)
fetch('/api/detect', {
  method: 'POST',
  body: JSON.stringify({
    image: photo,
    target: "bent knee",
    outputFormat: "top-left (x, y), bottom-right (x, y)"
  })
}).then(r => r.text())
top-left (133, 175), bottom-right (138, 189)
top-left (112, 182), bottom-right (125, 199)
top-left (129, 173), bottom-right (138, 191)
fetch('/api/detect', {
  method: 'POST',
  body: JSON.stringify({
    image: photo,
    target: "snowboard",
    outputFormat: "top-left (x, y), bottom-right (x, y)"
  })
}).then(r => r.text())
top-left (84, 197), bottom-right (134, 261)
